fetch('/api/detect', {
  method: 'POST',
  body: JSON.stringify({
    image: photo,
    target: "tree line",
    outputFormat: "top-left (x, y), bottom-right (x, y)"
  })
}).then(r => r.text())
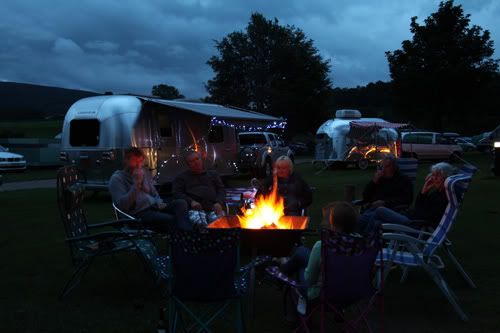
top-left (153, 1), bottom-right (499, 136)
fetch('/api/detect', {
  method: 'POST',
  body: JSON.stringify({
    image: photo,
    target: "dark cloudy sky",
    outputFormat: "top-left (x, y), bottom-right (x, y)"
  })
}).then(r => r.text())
top-left (1, 0), bottom-right (499, 98)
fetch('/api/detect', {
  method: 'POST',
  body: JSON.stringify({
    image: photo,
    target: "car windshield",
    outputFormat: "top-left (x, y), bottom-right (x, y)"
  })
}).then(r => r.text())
top-left (239, 134), bottom-right (267, 145)
top-left (0, 145), bottom-right (7, 152)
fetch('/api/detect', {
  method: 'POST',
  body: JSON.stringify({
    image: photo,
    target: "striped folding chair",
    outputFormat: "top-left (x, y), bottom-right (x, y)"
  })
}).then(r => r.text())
top-left (396, 157), bottom-right (418, 185)
top-left (379, 174), bottom-right (475, 321)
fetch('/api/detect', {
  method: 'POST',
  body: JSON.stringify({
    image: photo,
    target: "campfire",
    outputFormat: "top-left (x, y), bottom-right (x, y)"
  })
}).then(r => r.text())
top-left (209, 176), bottom-right (307, 231)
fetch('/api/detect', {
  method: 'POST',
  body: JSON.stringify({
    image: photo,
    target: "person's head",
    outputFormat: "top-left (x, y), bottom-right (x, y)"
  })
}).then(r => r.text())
top-left (380, 156), bottom-right (399, 178)
top-left (124, 147), bottom-right (145, 171)
top-left (428, 162), bottom-right (455, 190)
top-left (185, 150), bottom-right (204, 174)
top-left (274, 155), bottom-right (294, 179)
top-left (322, 201), bottom-right (359, 234)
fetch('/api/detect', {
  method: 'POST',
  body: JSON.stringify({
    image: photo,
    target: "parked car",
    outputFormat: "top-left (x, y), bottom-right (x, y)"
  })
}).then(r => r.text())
top-left (238, 132), bottom-right (294, 177)
top-left (401, 132), bottom-right (463, 161)
top-left (289, 141), bottom-right (309, 154)
top-left (0, 145), bottom-right (27, 171)
top-left (455, 138), bottom-right (476, 152)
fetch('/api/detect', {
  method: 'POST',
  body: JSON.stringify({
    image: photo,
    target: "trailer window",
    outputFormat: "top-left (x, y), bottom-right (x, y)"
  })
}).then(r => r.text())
top-left (70, 119), bottom-right (100, 146)
top-left (208, 126), bottom-right (224, 143)
top-left (239, 134), bottom-right (267, 145)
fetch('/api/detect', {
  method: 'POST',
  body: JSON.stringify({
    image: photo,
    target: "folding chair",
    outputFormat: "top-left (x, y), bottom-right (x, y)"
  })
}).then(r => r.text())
top-left (57, 166), bottom-right (169, 298)
top-left (168, 228), bottom-right (247, 332)
top-left (266, 229), bottom-right (384, 333)
top-left (379, 173), bottom-right (475, 321)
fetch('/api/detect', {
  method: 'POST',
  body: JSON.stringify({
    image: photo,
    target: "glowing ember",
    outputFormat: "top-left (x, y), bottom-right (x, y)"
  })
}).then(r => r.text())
top-left (238, 176), bottom-right (288, 229)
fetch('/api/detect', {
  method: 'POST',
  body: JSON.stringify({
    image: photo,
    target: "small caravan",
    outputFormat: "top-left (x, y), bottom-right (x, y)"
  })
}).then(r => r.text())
top-left (314, 109), bottom-right (405, 169)
top-left (60, 95), bottom-right (282, 189)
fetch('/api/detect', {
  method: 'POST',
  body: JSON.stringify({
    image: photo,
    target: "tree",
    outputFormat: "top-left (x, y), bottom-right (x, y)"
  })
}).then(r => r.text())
top-left (386, 0), bottom-right (499, 132)
top-left (151, 84), bottom-right (184, 99)
top-left (206, 13), bottom-right (332, 135)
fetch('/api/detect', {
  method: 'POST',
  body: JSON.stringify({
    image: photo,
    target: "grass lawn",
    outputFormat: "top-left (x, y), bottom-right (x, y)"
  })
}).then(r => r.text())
top-left (0, 120), bottom-right (63, 139)
top-left (1, 152), bottom-right (499, 332)
top-left (1, 167), bottom-right (59, 183)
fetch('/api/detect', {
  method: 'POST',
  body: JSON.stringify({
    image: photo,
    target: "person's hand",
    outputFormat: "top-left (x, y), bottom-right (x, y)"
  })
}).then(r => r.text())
top-left (157, 201), bottom-right (167, 210)
top-left (191, 200), bottom-right (202, 210)
top-left (371, 200), bottom-right (385, 208)
top-left (421, 175), bottom-right (435, 194)
top-left (373, 170), bottom-right (383, 183)
top-left (213, 203), bottom-right (224, 215)
top-left (133, 168), bottom-right (144, 189)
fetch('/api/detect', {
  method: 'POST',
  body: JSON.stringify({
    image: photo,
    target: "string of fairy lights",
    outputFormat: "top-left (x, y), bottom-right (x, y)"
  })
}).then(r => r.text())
top-left (154, 116), bottom-right (287, 181)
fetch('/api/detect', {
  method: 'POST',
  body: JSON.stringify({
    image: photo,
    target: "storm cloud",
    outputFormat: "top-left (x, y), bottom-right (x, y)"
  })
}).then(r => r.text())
top-left (1, 0), bottom-right (499, 98)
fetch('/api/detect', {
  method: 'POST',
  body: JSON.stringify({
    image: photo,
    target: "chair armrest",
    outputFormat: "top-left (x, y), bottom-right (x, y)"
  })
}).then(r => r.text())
top-left (65, 231), bottom-right (131, 243)
top-left (265, 266), bottom-right (303, 289)
top-left (381, 223), bottom-right (434, 237)
top-left (352, 199), bottom-right (366, 206)
top-left (383, 232), bottom-right (439, 249)
top-left (87, 218), bottom-right (142, 229)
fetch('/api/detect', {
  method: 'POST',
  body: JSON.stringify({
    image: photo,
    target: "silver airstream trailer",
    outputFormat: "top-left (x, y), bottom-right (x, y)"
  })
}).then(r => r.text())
top-left (60, 95), bottom-right (282, 189)
top-left (314, 109), bottom-right (404, 169)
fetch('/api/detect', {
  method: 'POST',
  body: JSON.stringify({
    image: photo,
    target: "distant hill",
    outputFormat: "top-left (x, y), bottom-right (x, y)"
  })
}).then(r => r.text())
top-left (0, 82), bottom-right (101, 121)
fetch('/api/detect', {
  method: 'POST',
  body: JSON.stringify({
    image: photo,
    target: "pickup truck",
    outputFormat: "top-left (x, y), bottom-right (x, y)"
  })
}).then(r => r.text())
top-left (238, 132), bottom-right (294, 177)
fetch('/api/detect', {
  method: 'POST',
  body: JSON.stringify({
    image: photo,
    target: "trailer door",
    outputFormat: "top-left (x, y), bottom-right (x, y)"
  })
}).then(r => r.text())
top-left (207, 125), bottom-right (238, 175)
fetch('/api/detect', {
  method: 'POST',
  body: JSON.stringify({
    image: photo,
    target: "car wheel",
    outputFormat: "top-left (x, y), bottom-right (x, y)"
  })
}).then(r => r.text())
top-left (357, 159), bottom-right (369, 170)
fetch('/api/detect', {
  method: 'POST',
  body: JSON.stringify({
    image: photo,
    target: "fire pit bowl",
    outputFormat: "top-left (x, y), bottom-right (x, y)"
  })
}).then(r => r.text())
top-left (208, 215), bottom-right (310, 257)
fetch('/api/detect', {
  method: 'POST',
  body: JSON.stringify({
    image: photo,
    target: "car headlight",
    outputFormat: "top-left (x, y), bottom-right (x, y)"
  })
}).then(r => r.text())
top-left (494, 141), bottom-right (500, 148)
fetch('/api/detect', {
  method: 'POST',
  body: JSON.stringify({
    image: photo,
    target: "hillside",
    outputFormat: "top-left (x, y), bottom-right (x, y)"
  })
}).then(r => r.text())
top-left (0, 82), bottom-right (100, 121)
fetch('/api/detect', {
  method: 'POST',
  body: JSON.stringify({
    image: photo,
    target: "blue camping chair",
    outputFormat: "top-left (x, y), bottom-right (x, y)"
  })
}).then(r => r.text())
top-left (56, 166), bottom-right (169, 298)
top-left (167, 228), bottom-right (248, 332)
top-left (379, 173), bottom-right (475, 321)
top-left (266, 229), bottom-right (384, 333)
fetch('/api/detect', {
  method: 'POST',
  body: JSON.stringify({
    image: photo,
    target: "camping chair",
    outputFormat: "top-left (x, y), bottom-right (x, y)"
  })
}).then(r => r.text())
top-left (353, 157), bottom-right (418, 212)
top-left (378, 173), bottom-right (475, 321)
top-left (167, 228), bottom-right (247, 333)
top-left (56, 166), bottom-right (169, 298)
top-left (266, 229), bottom-right (384, 333)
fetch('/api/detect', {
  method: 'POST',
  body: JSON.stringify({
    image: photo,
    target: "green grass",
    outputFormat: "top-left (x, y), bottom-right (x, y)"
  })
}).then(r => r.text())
top-left (0, 120), bottom-right (62, 138)
top-left (1, 167), bottom-right (58, 183)
top-left (1, 153), bottom-right (499, 332)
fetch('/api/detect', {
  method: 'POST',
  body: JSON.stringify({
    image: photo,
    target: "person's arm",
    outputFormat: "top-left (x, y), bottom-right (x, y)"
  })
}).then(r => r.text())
top-left (211, 172), bottom-right (226, 205)
top-left (296, 174), bottom-right (313, 208)
top-left (256, 176), bottom-right (273, 198)
top-left (304, 241), bottom-right (321, 287)
top-left (172, 174), bottom-right (193, 206)
top-left (109, 173), bottom-right (140, 212)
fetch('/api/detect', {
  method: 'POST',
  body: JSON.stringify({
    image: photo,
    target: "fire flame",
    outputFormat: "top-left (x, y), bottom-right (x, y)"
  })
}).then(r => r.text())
top-left (238, 176), bottom-right (287, 229)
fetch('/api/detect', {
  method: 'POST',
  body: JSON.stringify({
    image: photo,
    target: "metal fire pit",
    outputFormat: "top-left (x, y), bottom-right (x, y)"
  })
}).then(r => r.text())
top-left (208, 215), bottom-right (310, 257)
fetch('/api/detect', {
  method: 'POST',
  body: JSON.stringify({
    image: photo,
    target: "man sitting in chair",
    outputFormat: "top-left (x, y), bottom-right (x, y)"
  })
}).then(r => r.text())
top-left (361, 156), bottom-right (413, 211)
top-left (173, 150), bottom-right (226, 225)
top-left (109, 147), bottom-right (192, 232)
top-left (359, 162), bottom-right (453, 233)
top-left (257, 156), bottom-right (312, 216)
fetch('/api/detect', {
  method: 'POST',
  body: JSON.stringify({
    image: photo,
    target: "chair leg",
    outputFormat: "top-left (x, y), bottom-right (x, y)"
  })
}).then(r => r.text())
top-left (445, 247), bottom-right (477, 289)
top-left (427, 268), bottom-right (469, 321)
top-left (59, 259), bottom-right (92, 299)
top-left (236, 300), bottom-right (245, 333)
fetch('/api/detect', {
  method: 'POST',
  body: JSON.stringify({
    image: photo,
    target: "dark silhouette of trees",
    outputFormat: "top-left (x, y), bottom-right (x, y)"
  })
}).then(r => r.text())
top-left (205, 12), bottom-right (332, 135)
top-left (386, 0), bottom-right (499, 133)
top-left (151, 84), bottom-right (185, 99)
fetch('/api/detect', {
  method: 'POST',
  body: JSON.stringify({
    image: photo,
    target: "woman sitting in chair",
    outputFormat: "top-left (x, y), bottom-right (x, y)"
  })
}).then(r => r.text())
top-left (278, 201), bottom-right (359, 300)
top-left (359, 162), bottom-right (454, 233)
top-left (257, 155), bottom-right (312, 216)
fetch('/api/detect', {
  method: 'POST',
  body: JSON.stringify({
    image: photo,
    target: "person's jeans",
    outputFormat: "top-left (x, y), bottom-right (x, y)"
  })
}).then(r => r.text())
top-left (280, 245), bottom-right (311, 296)
top-left (359, 206), bottom-right (411, 234)
top-left (135, 199), bottom-right (192, 232)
